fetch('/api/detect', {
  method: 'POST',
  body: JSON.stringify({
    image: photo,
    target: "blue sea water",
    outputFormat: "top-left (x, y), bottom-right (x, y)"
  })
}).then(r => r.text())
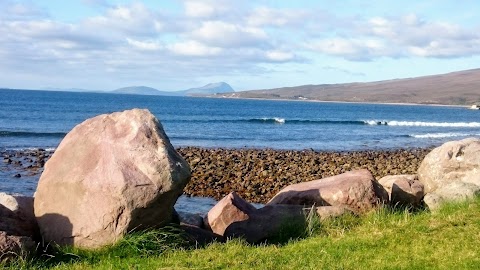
top-left (1, 89), bottom-right (480, 151)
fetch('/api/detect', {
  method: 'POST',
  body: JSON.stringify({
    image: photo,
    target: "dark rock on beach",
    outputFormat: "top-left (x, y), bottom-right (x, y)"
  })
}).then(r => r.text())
top-left (2, 146), bottom-right (430, 204)
top-left (177, 147), bottom-right (431, 203)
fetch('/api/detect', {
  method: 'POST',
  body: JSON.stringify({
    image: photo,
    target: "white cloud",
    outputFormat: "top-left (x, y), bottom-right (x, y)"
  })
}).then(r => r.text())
top-left (183, 0), bottom-right (231, 18)
top-left (303, 14), bottom-right (480, 60)
top-left (168, 40), bottom-right (223, 56)
top-left (305, 38), bottom-right (392, 61)
top-left (191, 21), bottom-right (268, 47)
top-left (1, 1), bottom-right (480, 90)
top-left (0, 1), bottom-right (48, 20)
top-left (247, 7), bottom-right (310, 27)
top-left (265, 50), bottom-right (295, 62)
top-left (83, 3), bottom-right (164, 36)
top-left (126, 38), bottom-right (163, 51)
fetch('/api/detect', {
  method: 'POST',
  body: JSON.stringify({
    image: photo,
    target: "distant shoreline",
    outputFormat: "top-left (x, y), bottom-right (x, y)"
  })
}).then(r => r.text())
top-left (207, 95), bottom-right (468, 108)
top-left (0, 88), bottom-right (472, 108)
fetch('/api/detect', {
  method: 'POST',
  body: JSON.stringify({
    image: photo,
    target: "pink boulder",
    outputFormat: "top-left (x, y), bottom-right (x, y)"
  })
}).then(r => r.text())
top-left (267, 169), bottom-right (380, 214)
top-left (204, 192), bottom-right (257, 236)
top-left (378, 175), bottom-right (424, 207)
top-left (34, 109), bottom-right (191, 249)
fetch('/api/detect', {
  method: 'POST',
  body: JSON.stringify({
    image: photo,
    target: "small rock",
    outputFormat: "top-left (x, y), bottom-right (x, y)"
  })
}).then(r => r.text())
top-left (378, 175), bottom-right (424, 207)
top-left (0, 193), bottom-right (39, 238)
top-left (204, 192), bottom-right (256, 236)
top-left (177, 211), bottom-right (204, 228)
top-left (0, 231), bottom-right (35, 263)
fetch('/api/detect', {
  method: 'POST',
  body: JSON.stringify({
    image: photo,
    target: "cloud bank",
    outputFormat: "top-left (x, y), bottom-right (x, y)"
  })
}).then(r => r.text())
top-left (0, 0), bottom-right (479, 90)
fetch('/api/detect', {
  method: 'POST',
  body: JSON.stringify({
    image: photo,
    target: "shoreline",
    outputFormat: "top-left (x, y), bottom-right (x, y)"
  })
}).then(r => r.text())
top-left (2, 146), bottom-right (432, 203)
top-left (207, 95), bottom-right (468, 108)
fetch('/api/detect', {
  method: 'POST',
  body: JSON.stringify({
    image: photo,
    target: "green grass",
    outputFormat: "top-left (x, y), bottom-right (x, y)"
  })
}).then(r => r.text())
top-left (5, 197), bottom-right (480, 269)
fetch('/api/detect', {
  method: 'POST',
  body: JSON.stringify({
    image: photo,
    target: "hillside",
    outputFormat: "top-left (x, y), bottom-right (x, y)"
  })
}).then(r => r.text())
top-left (112, 82), bottom-right (234, 96)
top-left (184, 82), bottom-right (234, 95)
top-left (219, 69), bottom-right (480, 105)
top-left (111, 86), bottom-right (176, 96)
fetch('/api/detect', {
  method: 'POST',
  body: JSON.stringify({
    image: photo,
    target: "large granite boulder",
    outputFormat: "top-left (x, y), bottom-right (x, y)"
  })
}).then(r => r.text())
top-left (0, 193), bottom-right (38, 238)
top-left (34, 109), bottom-right (191, 249)
top-left (423, 182), bottom-right (480, 211)
top-left (0, 231), bottom-right (35, 263)
top-left (418, 138), bottom-right (480, 210)
top-left (418, 138), bottom-right (480, 193)
top-left (204, 192), bottom-right (308, 243)
top-left (378, 175), bottom-right (424, 207)
top-left (267, 169), bottom-right (380, 214)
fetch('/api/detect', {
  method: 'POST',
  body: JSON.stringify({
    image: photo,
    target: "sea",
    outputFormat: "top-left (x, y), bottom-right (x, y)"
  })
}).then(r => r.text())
top-left (1, 89), bottom-right (479, 212)
top-left (1, 89), bottom-right (480, 151)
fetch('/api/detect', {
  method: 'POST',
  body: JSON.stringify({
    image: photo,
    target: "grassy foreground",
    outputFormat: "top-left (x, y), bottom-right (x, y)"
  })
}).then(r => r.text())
top-left (7, 197), bottom-right (480, 270)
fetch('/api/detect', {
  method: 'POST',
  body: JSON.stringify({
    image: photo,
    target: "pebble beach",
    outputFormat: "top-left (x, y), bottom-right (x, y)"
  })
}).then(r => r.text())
top-left (2, 147), bottom-right (431, 204)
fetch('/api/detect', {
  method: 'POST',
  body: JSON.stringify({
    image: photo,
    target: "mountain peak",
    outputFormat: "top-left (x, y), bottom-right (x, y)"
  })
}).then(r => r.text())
top-left (184, 82), bottom-right (234, 95)
top-left (110, 82), bottom-right (234, 96)
top-left (112, 86), bottom-right (162, 95)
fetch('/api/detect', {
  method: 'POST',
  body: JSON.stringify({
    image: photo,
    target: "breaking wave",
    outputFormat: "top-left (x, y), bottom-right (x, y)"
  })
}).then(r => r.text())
top-left (364, 120), bottom-right (480, 127)
top-left (410, 132), bottom-right (480, 139)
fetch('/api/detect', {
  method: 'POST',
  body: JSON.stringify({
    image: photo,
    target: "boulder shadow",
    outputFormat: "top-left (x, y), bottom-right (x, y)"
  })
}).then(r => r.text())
top-left (36, 213), bottom-right (73, 250)
top-left (223, 204), bottom-right (310, 245)
top-left (268, 189), bottom-right (333, 207)
top-left (391, 183), bottom-right (426, 212)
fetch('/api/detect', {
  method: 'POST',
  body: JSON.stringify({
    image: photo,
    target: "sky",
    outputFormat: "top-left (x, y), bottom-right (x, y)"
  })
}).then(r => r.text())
top-left (1, 0), bottom-right (479, 91)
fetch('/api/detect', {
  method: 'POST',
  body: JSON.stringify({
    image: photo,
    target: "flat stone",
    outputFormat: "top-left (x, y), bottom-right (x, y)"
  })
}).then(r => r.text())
top-left (267, 169), bottom-right (380, 214)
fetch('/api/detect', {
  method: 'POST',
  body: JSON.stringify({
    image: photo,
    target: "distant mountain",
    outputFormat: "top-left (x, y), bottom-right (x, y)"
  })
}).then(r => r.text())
top-left (42, 87), bottom-right (100, 93)
top-left (111, 82), bottom-right (234, 96)
top-left (183, 82), bottom-right (234, 95)
top-left (216, 69), bottom-right (480, 106)
top-left (111, 86), bottom-right (172, 96)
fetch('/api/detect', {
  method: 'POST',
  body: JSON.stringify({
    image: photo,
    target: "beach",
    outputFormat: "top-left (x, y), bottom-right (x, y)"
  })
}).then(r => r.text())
top-left (2, 147), bottom-right (431, 203)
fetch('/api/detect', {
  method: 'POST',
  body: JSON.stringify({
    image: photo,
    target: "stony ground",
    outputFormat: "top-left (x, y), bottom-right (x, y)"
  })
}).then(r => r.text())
top-left (2, 147), bottom-right (431, 204)
top-left (177, 147), bottom-right (431, 203)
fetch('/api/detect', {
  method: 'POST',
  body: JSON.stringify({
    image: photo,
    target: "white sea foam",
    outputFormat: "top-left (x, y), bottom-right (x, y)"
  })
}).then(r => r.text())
top-left (364, 120), bottom-right (480, 127)
top-left (364, 120), bottom-right (388, 125)
top-left (260, 117), bottom-right (285, 123)
top-left (410, 133), bottom-right (480, 139)
top-left (274, 117), bottom-right (285, 124)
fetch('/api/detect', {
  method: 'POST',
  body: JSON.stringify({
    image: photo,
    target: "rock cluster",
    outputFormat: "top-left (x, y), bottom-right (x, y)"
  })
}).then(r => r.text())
top-left (2, 147), bottom-right (429, 204)
top-left (1, 106), bottom-right (478, 257)
top-left (178, 147), bottom-right (430, 203)
top-left (0, 193), bottom-right (38, 262)
top-left (1, 148), bottom-right (52, 179)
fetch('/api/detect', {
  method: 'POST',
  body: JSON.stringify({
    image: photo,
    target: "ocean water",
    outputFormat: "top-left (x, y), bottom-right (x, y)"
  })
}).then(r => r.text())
top-left (1, 89), bottom-right (480, 211)
top-left (1, 89), bottom-right (480, 151)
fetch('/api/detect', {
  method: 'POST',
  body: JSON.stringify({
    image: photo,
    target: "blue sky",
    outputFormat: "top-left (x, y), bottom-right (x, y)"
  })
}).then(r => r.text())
top-left (1, 0), bottom-right (479, 91)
